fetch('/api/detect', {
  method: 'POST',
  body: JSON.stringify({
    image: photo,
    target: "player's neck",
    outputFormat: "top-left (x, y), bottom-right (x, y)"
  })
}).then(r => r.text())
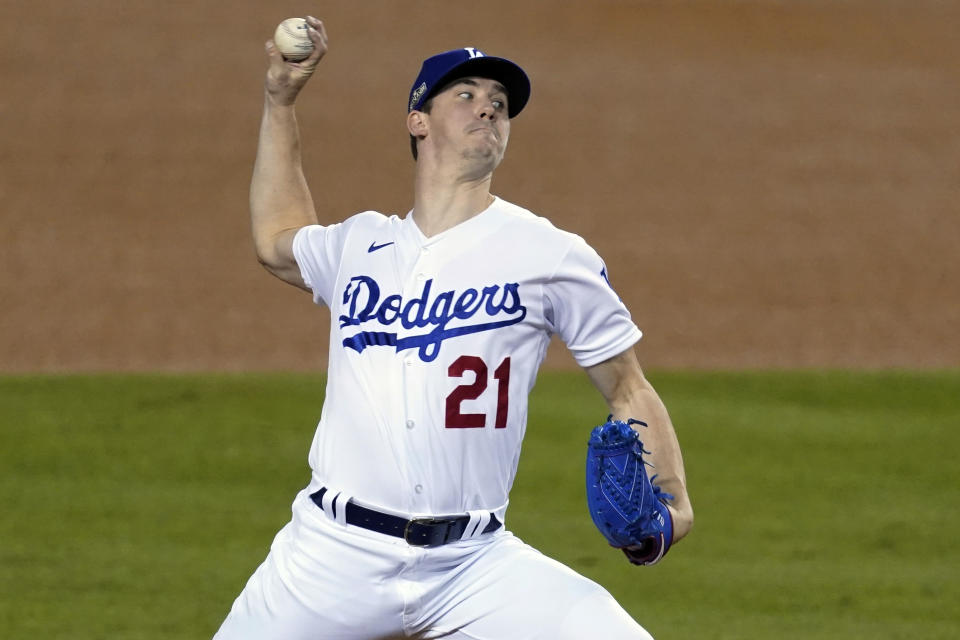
top-left (411, 169), bottom-right (495, 237)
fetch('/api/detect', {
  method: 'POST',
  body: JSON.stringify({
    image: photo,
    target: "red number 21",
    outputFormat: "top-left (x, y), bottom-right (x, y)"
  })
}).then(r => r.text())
top-left (445, 356), bottom-right (511, 429)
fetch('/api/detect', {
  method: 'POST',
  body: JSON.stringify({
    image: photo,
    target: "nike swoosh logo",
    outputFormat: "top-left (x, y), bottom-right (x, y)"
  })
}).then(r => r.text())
top-left (367, 241), bottom-right (395, 253)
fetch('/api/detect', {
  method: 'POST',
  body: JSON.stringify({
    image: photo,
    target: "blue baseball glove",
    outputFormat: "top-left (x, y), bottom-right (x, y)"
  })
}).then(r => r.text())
top-left (586, 417), bottom-right (674, 565)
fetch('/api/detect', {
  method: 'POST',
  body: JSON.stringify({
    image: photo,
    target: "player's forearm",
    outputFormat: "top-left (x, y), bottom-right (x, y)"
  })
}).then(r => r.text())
top-left (249, 96), bottom-right (319, 264)
top-left (609, 384), bottom-right (693, 542)
top-left (587, 350), bottom-right (694, 542)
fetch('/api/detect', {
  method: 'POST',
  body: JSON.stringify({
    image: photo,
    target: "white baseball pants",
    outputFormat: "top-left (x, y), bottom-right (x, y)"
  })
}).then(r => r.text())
top-left (213, 489), bottom-right (654, 640)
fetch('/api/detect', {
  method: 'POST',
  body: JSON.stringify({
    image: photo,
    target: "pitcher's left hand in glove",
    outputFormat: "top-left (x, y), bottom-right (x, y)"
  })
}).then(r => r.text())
top-left (586, 417), bottom-right (674, 565)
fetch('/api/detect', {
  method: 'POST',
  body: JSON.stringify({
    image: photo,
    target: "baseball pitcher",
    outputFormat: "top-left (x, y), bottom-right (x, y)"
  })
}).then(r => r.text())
top-left (213, 16), bottom-right (693, 640)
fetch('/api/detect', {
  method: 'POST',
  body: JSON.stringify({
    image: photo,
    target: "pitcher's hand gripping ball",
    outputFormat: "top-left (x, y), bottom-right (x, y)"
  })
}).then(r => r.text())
top-left (586, 418), bottom-right (674, 565)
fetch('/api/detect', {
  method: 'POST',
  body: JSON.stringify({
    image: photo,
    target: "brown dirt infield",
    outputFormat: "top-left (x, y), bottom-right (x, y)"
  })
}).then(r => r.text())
top-left (2, 1), bottom-right (957, 372)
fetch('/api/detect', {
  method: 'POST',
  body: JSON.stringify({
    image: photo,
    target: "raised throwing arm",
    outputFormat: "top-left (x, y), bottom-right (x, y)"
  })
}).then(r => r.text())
top-left (250, 16), bottom-right (328, 289)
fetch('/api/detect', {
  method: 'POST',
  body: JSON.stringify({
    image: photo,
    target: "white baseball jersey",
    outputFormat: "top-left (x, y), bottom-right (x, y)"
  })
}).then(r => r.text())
top-left (292, 196), bottom-right (641, 522)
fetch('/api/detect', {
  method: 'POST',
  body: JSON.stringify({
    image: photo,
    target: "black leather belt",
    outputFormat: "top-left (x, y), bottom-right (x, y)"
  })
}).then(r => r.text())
top-left (310, 487), bottom-right (501, 548)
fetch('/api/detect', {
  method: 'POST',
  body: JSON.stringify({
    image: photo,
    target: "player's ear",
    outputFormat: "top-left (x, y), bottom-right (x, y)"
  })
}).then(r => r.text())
top-left (407, 110), bottom-right (428, 139)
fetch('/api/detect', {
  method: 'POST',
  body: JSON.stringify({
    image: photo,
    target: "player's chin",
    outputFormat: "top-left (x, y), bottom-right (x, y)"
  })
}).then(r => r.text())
top-left (463, 143), bottom-right (505, 170)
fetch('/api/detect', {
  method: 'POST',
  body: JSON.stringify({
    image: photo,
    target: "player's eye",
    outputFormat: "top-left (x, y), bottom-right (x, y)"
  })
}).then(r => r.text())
top-left (458, 91), bottom-right (472, 99)
top-left (492, 99), bottom-right (505, 110)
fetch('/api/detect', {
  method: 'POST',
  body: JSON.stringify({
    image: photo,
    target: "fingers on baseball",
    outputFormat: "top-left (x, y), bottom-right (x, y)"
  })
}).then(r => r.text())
top-left (264, 40), bottom-right (300, 77)
top-left (265, 39), bottom-right (282, 60)
top-left (305, 16), bottom-right (328, 59)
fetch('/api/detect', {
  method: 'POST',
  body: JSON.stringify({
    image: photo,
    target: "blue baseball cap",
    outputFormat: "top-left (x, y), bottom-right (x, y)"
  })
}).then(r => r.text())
top-left (407, 47), bottom-right (530, 118)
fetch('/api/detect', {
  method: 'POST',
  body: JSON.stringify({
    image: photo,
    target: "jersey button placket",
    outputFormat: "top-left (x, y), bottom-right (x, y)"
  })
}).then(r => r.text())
top-left (414, 244), bottom-right (430, 283)
top-left (401, 249), bottom-right (423, 434)
top-left (401, 250), bottom-right (431, 510)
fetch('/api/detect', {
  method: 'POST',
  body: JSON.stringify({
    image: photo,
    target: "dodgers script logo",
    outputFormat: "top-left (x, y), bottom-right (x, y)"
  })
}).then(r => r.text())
top-left (338, 275), bottom-right (526, 362)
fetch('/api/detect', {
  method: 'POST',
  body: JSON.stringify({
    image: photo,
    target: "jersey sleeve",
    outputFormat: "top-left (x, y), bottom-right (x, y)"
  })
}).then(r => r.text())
top-left (544, 237), bottom-right (642, 368)
top-left (292, 222), bottom-right (348, 307)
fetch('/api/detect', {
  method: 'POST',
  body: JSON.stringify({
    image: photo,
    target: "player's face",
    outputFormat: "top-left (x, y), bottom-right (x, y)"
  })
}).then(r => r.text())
top-left (427, 77), bottom-right (511, 169)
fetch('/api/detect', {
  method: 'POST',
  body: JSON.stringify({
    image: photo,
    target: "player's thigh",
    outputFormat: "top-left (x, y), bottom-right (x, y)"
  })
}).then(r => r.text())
top-left (212, 515), bottom-right (407, 640)
top-left (425, 534), bottom-right (653, 640)
top-left (213, 547), bottom-right (317, 640)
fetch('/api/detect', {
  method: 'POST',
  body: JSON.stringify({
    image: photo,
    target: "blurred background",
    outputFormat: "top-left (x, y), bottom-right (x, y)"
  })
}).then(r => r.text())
top-left (2, 0), bottom-right (957, 372)
top-left (2, 5), bottom-right (958, 638)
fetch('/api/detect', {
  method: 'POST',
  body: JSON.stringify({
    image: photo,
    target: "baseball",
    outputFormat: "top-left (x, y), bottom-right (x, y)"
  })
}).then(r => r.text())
top-left (274, 17), bottom-right (314, 61)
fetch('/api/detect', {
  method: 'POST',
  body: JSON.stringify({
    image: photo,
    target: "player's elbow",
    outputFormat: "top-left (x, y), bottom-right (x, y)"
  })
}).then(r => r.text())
top-left (253, 235), bottom-right (309, 290)
top-left (252, 228), bottom-right (298, 270)
top-left (254, 243), bottom-right (278, 269)
top-left (254, 242), bottom-right (283, 273)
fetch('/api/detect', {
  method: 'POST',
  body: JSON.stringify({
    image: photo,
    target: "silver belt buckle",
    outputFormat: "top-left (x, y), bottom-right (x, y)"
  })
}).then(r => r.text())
top-left (404, 517), bottom-right (452, 547)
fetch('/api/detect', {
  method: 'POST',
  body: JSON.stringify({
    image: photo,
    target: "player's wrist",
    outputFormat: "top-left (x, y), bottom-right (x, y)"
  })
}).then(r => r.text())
top-left (264, 86), bottom-right (300, 108)
top-left (664, 498), bottom-right (693, 543)
top-left (622, 501), bottom-right (672, 566)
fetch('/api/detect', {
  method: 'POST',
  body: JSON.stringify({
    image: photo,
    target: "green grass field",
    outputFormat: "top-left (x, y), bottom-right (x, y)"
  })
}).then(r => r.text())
top-left (1, 370), bottom-right (958, 639)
